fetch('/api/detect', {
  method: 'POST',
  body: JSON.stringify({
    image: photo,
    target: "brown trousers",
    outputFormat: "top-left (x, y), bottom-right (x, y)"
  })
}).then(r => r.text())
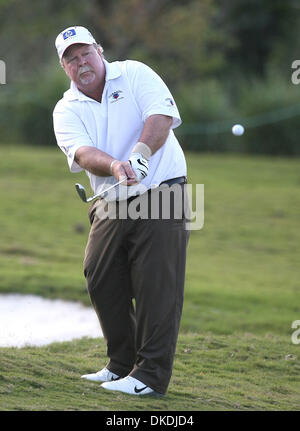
top-left (83, 184), bottom-right (190, 394)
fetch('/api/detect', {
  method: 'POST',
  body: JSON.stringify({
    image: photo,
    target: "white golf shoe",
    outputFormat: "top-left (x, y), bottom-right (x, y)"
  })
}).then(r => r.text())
top-left (101, 376), bottom-right (162, 397)
top-left (81, 367), bottom-right (120, 383)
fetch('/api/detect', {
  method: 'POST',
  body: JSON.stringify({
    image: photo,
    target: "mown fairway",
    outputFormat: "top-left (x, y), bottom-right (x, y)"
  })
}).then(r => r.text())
top-left (0, 145), bottom-right (300, 410)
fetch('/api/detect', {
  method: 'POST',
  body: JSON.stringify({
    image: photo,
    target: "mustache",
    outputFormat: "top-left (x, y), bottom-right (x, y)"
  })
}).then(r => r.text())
top-left (78, 65), bottom-right (93, 75)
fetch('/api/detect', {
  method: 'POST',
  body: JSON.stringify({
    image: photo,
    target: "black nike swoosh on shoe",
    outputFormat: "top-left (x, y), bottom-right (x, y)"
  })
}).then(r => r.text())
top-left (111, 376), bottom-right (121, 381)
top-left (134, 385), bottom-right (149, 393)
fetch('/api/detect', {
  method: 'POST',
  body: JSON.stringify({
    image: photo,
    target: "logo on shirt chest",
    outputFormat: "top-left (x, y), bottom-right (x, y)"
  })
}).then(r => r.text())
top-left (109, 90), bottom-right (124, 103)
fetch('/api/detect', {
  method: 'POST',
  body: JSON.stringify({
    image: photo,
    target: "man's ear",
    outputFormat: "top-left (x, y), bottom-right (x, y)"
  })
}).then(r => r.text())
top-left (60, 58), bottom-right (65, 70)
top-left (60, 58), bottom-right (71, 80)
top-left (96, 45), bottom-right (104, 57)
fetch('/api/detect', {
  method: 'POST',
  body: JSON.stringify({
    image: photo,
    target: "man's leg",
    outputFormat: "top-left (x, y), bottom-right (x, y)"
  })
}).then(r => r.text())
top-left (83, 200), bottom-right (136, 377)
top-left (127, 185), bottom-right (190, 394)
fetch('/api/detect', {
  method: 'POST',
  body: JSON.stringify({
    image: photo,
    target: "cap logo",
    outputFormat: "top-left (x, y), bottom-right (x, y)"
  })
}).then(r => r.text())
top-left (63, 29), bottom-right (76, 40)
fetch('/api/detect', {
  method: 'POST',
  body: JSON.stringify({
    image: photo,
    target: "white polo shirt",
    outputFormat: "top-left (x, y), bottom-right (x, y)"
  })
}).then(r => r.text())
top-left (53, 59), bottom-right (187, 200)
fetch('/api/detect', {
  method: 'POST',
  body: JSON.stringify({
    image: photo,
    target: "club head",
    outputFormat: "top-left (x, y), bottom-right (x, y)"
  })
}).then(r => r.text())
top-left (75, 178), bottom-right (127, 204)
top-left (75, 183), bottom-right (87, 202)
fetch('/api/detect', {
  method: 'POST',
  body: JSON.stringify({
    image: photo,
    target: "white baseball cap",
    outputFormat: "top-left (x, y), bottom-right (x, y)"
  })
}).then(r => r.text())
top-left (55, 26), bottom-right (97, 60)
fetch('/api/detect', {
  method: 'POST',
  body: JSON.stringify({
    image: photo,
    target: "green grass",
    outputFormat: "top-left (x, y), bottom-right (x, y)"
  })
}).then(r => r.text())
top-left (0, 144), bottom-right (300, 411)
top-left (0, 334), bottom-right (299, 411)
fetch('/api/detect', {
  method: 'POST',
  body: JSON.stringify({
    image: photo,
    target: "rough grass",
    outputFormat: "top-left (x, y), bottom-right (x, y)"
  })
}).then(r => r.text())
top-left (1, 334), bottom-right (299, 411)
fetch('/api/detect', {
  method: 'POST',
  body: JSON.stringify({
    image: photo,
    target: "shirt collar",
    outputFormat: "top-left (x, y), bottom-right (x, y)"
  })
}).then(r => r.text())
top-left (64, 59), bottom-right (122, 102)
top-left (104, 59), bottom-right (122, 81)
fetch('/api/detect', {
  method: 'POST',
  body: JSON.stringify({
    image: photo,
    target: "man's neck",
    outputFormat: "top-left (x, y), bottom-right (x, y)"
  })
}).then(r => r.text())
top-left (77, 81), bottom-right (105, 103)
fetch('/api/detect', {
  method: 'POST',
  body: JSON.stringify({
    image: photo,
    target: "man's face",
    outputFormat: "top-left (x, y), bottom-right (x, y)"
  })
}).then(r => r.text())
top-left (62, 43), bottom-right (105, 90)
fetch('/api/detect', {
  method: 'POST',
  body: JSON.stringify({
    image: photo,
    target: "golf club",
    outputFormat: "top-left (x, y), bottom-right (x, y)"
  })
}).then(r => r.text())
top-left (75, 178), bottom-right (127, 203)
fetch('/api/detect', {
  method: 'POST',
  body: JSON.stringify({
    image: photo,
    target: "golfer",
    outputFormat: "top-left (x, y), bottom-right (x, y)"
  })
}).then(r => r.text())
top-left (53, 26), bottom-right (190, 397)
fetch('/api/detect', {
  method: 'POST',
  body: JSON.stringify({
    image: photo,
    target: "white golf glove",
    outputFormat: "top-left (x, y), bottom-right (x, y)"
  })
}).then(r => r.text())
top-left (128, 153), bottom-right (149, 182)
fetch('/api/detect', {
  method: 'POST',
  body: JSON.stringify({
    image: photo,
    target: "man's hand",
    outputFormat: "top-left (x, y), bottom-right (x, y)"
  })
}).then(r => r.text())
top-left (110, 160), bottom-right (137, 185)
top-left (128, 153), bottom-right (149, 182)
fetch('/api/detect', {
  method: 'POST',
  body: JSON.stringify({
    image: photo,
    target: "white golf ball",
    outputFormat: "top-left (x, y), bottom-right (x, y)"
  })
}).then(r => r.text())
top-left (232, 124), bottom-right (244, 136)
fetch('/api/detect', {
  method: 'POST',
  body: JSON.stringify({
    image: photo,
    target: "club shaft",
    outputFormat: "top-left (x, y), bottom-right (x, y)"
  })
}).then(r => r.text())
top-left (86, 178), bottom-right (127, 202)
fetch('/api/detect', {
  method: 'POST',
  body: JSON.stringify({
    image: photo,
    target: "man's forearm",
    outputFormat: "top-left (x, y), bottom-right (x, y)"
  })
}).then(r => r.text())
top-left (75, 146), bottom-right (136, 184)
top-left (138, 114), bottom-right (173, 155)
top-left (75, 146), bottom-right (113, 177)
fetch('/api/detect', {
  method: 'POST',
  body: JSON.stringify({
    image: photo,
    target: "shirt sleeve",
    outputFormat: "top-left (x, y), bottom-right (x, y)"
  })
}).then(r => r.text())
top-left (127, 61), bottom-right (182, 129)
top-left (53, 101), bottom-right (94, 173)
